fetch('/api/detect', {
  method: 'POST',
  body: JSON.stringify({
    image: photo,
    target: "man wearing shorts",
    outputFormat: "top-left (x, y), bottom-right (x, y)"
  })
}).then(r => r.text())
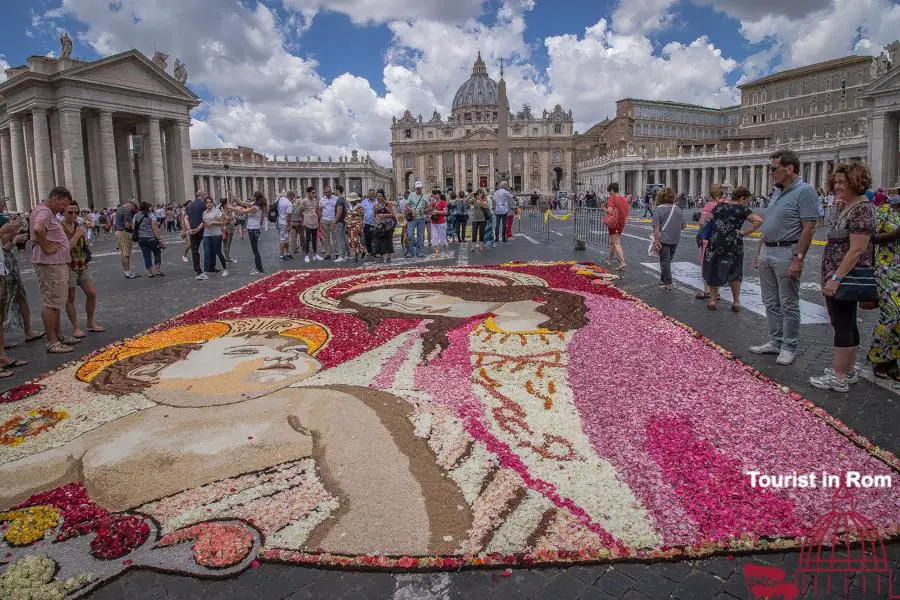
top-left (277, 190), bottom-right (294, 260)
top-left (606, 182), bottom-right (629, 271)
top-left (114, 200), bottom-right (139, 279)
top-left (31, 186), bottom-right (79, 354)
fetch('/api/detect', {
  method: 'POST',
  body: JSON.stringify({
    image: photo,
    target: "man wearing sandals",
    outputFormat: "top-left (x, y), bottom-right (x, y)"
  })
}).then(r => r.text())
top-left (30, 186), bottom-right (81, 354)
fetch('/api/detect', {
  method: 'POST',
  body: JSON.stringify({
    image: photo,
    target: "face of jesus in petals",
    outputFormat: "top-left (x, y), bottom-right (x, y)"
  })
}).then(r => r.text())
top-left (347, 288), bottom-right (503, 319)
top-left (125, 335), bottom-right (320, 406)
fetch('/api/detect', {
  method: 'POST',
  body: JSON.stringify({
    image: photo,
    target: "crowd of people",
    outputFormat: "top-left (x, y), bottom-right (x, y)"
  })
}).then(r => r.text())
top-left (638, 149), bottom-right (898, 391)
top-left (0, 147), bottom-right (896, 390)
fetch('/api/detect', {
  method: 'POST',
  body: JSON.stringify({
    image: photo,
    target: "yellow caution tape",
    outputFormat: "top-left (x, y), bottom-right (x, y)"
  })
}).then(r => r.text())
top-left (544, 210), bottom-right (576, 223)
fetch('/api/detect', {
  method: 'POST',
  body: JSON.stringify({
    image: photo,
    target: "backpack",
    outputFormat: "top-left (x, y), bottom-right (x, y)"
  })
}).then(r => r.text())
top-left (268, 198), bottom-right (280, 223)
top-left (132, 213), bottom-right (143, 242)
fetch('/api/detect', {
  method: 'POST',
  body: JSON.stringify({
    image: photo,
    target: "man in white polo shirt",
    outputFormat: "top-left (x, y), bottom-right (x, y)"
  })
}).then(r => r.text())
top-left (319, 185), bottom-right (338, 260)
top-left (277, 190), bottom-right (293, 260)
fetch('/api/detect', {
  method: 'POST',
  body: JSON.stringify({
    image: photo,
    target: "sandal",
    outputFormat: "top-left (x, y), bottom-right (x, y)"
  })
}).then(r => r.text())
top-left (707, 301), bottom-right (718, 311)
top-left (731, 304), bottom-right (742, 313)
top-left (873, 363), bottom-right (899, 380)
top-left (88, 325), bottom-right (106, 333)
top-left (46, 342), bottom-right (74, 354)
top-left (61, 336), bottom-right (82, 345)
top-left (0, 370), bottom-right (13, 379)
top-left (0, 359), bottom-right (28, 368)
top-left (24, 332), bottom-right (46, 343)
top-left (695, 292), bottom-right (711, 300)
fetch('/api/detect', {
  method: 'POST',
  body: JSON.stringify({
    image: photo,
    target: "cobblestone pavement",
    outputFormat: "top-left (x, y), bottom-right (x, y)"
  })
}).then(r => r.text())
top-left (3, 220), bottom-right (897, 600)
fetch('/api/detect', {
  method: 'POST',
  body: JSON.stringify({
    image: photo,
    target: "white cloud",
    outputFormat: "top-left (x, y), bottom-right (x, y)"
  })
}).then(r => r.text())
top-left (611, 0), bottom-right (678, 34)
top-left (0, 57), bottom-right (9, 83)
top-left (281, 0), bottom-right (485, 25)
top-left (712, 0), bottom-right (900, 72)
top-left (544, 21), bottom-right (738, 132)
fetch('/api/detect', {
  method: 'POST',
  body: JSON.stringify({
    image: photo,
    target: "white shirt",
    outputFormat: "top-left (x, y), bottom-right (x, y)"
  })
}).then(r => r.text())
top-left (277, 196), bottom-right (292, 225)
top-left (319, 194), bottom-right (337, 221)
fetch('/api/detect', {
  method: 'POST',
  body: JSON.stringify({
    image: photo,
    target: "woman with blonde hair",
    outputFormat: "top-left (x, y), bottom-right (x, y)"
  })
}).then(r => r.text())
top-left (695, 183), bottom-right (727, 300)
top-left (651, 187), bottom-right (685, 290)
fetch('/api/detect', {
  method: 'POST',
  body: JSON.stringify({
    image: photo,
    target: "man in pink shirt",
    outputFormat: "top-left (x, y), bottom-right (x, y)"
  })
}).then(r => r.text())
top-left (31, 186), bottom-right (78, 354)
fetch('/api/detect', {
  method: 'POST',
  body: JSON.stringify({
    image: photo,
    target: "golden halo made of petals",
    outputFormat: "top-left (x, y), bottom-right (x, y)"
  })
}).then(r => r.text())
top-left (76, 318), bottom-right (331, 383)
top-left (299, 267), bottom-right (549, 314)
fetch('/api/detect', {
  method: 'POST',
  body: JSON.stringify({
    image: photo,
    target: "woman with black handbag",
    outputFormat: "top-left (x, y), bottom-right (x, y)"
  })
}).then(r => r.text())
top-left (372, 189), bottom-right (396, 263)
top-left (809, 162), bottom-right (876, 393)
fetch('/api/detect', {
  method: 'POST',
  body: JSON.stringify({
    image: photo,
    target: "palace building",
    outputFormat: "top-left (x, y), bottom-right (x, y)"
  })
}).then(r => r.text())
top-left (390, 53), bottom-right (576, 195)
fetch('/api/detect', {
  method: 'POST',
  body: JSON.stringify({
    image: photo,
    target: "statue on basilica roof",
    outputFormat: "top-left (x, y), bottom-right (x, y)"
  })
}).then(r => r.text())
top-left (59, 32), bottom-right (72, 59)
top-left (152, 51), bottom-right (168, 70)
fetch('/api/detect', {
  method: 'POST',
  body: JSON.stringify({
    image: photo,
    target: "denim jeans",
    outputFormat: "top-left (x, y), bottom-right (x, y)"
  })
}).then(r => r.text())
top-left (138, 238), bottom-right (161, 270)
top-left (334, 222), bottom-right (349, 258)
top-left (203, 235), bottom-right (227, 273)
top-left (248, 228), bottom-right (264, 272)
top-left (658, 243), bottom-right (677, 284)
top-left (758, 245), bottom-right (801, 351)
top-left (407, 218), bottom-right (425, 256)
top-left (494, 213), bottom-right (508, 242)
top-left (455, 215), bottom-right (468, 241)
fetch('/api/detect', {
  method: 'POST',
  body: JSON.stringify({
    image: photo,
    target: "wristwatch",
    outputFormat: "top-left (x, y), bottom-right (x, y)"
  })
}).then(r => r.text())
top-left (794, 252), bottom-right (805, 260)
top-left (830, 274), bottom-right (843, 282)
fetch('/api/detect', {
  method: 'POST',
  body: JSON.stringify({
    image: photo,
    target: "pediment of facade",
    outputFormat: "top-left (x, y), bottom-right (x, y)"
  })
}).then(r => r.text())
top-left (862, 66), bottom-right (900, 97)
top-left (460, 128), bottom-right (498, 141)
top-left (62, 51), bottom-right (199, 104)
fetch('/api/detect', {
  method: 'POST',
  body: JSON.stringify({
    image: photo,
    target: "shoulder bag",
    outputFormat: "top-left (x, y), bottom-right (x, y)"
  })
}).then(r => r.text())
top-left (131, 214), bottom-right (143, 242)
top-left (832, 203), bottom-right (878, 307)
top-left (648, 204), bottom-right (676, 257)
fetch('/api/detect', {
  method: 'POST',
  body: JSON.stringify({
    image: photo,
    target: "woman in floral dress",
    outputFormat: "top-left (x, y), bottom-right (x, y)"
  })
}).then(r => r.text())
top-left (345, 193), bottom-right (366, 262)
top-left (868, 195), bottom-right (900, 380)
top-left (701, 187), bottom-right (763, 311)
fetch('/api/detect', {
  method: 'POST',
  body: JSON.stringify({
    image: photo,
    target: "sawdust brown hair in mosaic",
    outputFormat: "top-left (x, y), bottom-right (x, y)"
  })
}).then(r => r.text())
top-left (338, 281), bottom-right (588, 360)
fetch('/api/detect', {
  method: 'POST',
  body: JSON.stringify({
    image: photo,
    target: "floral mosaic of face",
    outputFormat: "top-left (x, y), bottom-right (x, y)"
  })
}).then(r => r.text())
top-left (128, 334), bottom-right (320, 406)
top-left (347, 288), bottom-right (504, 319)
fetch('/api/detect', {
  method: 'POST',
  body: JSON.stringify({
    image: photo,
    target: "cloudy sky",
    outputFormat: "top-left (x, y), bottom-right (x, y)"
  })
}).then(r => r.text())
top-left (2, 0), bottom-right (898, 165)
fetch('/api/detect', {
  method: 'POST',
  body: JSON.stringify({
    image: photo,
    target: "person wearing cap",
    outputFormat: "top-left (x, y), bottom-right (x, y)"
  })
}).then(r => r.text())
top-left (491, 181), bottom-right (513, 244)
top-left (868, 193), bottom-right (900, 380)
top-left (750, 149), bottom-right (819, 366)
top-left (405, 181), bottom-right (429, 258)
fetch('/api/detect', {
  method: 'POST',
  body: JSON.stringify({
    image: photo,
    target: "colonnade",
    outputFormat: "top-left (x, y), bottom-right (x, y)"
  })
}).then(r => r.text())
top-left (0, 106), bottom-right (192, 211)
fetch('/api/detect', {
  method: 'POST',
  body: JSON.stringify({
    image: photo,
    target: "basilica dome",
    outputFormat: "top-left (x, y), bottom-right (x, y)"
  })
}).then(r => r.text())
top-left (452, 52), bottom-right (499, 113)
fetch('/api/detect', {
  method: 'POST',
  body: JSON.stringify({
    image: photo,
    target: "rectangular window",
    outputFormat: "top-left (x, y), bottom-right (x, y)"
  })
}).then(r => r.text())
top-left (427, 131), bottom-right (433, 138)
top-left (533, 127), bottom-right (539, 135)
top-left (404, 129), bottom-right (412, 138)
top-left (553, 123), bottom-right (562, 134)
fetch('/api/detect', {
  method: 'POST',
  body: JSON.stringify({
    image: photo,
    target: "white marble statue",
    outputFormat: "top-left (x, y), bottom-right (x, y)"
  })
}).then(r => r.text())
top-left (174, 59), bottom-right (188, 84)
top-left (152, 51), bottom-right (169, 70)
top-left (60, 32), bottom-right (72, 59)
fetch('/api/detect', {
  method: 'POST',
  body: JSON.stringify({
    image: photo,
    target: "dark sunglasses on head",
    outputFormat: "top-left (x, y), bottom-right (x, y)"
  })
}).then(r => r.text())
top-left (769, 165), bottom-right (782, 172)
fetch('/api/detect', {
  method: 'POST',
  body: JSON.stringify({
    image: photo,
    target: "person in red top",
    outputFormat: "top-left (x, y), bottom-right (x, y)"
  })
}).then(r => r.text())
top-left (605, 182), bottom-right (629, 271)
top-left (430, 190), bottom-right (449, 258)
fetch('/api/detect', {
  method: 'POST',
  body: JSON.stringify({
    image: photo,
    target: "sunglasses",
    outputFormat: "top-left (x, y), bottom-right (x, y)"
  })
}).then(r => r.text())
top-left (65, 209), bottom-right (79, 214)
top-left (769, 165), bottom-right (782, 173)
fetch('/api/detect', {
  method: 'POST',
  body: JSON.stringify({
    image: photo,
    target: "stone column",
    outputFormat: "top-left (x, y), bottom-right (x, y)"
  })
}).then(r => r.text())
top-left (50, 111), bottom-right (64, 185)
top-left (98, 110), bottom-right (121, 208)
top-left (146, 116), bottom-right (165, 206)
top-left (163, 126), bottom-right (178, 204)
top-left (635, 167), bottom-right (644, 197)
top-left (56, 107), bottom-right (88, 205)
top-left (115, 127), bottom-right (136, 202)
top-left (1, 129), bottom-right (15, 211)
top-left (810, 161), bottom-right (819, 191)
top-left (676, 168), bottom-right (684, 194)
top-left (700, 166), bottom-right (707, 198)
top-left (84, 116), bottom-right (104, 208)
top-left (31, 108), bottom-right (54, 202)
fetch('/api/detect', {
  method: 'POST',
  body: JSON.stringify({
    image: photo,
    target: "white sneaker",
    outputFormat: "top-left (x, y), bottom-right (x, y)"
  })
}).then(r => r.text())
top-left (824, 367), bottom-right (859, 384)
top-left (221, 269), bottom-right (229, 277)
top-left (195, 273), bottom-right (208, 281)
top-left (749, 341), bottom-right (781, 355)
top-left (775, 349), bottom-right (796, 365)
top-left (809, 371), bottom-right (849, 392)
top-left (227, 258), bottom-right (238, 264)
top-left (313, 254), bottom-right (324, 261)
top-left (334, 256), bottom-right (345, 263)
top-left (304, 256), bottom-right (311, 263)
top-left (181, 255), bottom-right (188, 263)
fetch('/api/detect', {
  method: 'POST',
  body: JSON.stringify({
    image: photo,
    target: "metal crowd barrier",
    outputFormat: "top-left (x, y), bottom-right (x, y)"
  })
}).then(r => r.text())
top-left (573, 207), bottom-right (609, 251)
top-left (517, 206), bottom-right (550, 242)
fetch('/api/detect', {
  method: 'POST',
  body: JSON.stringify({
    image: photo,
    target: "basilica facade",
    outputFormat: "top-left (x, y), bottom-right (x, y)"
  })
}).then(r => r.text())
top-left (390, 53), bottom-right (575, 196)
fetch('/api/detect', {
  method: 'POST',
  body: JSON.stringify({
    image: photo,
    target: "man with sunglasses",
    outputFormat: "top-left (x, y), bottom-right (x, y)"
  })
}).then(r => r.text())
top-left (750, 149), bottom-right (819, 366)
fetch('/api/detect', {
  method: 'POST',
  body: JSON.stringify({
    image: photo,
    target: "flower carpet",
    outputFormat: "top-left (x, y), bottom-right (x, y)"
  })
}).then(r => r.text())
top-left (0, 262), bottom-right (897, 598)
